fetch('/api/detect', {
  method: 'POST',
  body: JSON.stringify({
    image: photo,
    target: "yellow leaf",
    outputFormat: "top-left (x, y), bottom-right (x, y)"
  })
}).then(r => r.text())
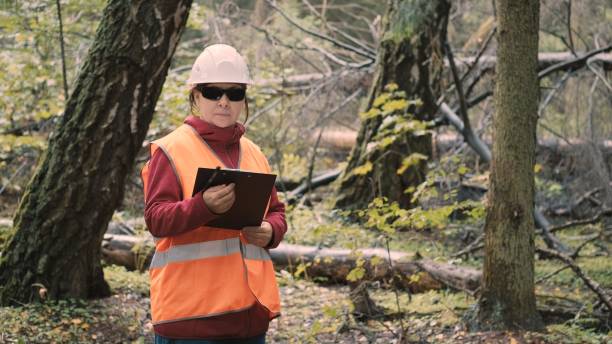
top-left (384, 83), bottom-right (399, 92)
top-left (360, 108), bottom-right (380, 120)
top-left (397, 153), bottom-right (428, 175)
top-left (352, 161), bottom-right (373, 176)
top-left (382, 99), bottom-right (407, 113)
top-left (534, 163), bottom-right (543, 173)
top-left (372, 93), bottom-right (390, 108)
top-left (15, 33), bottom-right (26, 43)
top-left (71, 318), bottom-right (82, 325)
top-left (377, 136), bottom-right (396, 149)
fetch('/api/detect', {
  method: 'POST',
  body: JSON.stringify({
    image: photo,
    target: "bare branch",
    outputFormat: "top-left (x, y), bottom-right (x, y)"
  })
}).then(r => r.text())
top-left (304, 41), bottom-right (373, 68)
top-left (536, 247), bottom-right (612, 314)
top-left (264, 0), bottom-right (376, 61)
top-left (565, 0), bottom-right (576, 56)
top-left (587, 57), bottom-right (612, 92)
top-left (548, 208), bottom-right (612, 233)
top-left (461, 26), bottom-right (497, 82)
top-left (538, 44), bottom-right (612, 79)
top-left (570, 233), bottom-right (601, 259)
top-left (444, 43), bottom-right (472, 134)
top-left (250, 24), bottom-right (328, 74)
top-left (55, 0), bottom-right (68, 101)
top-left (538, 70), bottom-right (572, 117)
top-left (245, 98), bottom-right (282, 127)
top-left (451, 233), bottom-right (485, 258)
top-left (327, 22), bottom-right (377, 56)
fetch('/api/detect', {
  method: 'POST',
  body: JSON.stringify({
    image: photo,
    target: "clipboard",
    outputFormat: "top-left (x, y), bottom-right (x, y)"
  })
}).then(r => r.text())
top-left (192, 167), bottom-right (277, 230)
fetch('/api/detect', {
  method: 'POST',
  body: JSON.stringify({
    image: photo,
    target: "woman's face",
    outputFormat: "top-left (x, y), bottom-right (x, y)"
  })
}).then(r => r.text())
top-left (193, 83), bottom-right (246, 128)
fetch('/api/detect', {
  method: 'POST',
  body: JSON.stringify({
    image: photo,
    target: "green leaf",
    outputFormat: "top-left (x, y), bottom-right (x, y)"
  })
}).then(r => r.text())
top-left (370, 256), bottom-right (383, 267)
top-left (457, 165), bottom-right (469, 175)
top-left (346, 266), bottom-right (365, 282)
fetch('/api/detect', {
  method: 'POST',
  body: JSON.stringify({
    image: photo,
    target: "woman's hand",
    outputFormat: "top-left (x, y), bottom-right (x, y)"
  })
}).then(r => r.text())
top-left (202, 183), bottom-right (235, 214)
top-left (242, 221), bottom-right (273, 248)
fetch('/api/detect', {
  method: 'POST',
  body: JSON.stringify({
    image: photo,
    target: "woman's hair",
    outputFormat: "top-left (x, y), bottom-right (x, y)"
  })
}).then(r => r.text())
top-left (189, 85), bottom-right (249, 124)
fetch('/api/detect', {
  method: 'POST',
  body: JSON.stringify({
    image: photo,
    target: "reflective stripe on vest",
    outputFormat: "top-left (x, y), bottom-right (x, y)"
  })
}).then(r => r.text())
top-left (142, 124), bottom-right (281, 324)
top-left (149, 238), bottom-right (271, 269)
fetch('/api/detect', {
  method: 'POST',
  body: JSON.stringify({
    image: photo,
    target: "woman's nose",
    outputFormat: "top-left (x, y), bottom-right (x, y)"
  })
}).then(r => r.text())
top-left (218, 94), bottom-right (230, 107)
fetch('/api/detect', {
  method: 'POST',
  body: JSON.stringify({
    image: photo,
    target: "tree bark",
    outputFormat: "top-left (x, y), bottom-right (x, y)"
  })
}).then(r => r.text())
top-left (0, 0), bottom-right (192, 305)
top-left (335, 0), bottom-right (450, 210)
top-left (471, 0), bottom-right (544, 331)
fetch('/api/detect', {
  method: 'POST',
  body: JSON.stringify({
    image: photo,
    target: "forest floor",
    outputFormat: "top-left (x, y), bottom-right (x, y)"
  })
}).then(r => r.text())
top-left (0, 196), bottom-right (611, 343)
top-left (0, 265), bottom-right (609, 343)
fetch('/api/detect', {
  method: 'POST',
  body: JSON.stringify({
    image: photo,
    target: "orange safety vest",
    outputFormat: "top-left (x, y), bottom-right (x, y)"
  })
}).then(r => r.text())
top-left (141, 124), bottom-right (281, 325)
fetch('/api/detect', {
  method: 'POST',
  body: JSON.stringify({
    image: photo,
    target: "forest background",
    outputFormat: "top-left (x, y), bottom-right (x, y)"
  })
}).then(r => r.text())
top-left (0, 0), bottom-right (610, 343)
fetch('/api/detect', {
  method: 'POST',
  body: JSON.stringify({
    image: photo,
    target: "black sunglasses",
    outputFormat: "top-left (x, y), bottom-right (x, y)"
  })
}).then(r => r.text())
top-left (196, 85), bottom-right (246, 101)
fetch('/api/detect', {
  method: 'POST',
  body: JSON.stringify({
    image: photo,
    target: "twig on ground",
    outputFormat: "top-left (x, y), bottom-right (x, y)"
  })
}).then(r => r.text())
top-left (535, 265), bottom-right (571, 284)
top-left (548, 208), bottom-right (612, 233)
top-left (451, 233), bottom-right (484, 258)
top-left (570, 233), bottom-right (601, 259)
top-left (536, 247), bottom-right (612, 314)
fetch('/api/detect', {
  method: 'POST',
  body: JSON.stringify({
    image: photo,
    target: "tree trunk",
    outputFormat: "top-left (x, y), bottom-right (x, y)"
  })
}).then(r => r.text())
top-left (470, 0), bottom-right (544, 331)
top-left (335, 0), bottom-right (450, 210)
top-left (0, 0), bottom-right (192, 305)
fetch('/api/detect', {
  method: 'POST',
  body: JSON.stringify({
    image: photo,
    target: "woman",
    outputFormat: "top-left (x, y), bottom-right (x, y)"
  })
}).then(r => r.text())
top-left (142, 44), bottom-right (286, 344)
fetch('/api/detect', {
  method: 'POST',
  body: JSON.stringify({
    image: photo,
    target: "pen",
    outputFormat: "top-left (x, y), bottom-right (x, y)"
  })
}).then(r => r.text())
top-left (203, 166), bottom-right (221, 190)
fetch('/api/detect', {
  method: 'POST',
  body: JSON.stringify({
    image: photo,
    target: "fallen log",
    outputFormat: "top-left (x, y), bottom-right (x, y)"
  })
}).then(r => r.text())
top-left (101, 234), bottom-right (482, 294)
top-left (285, 169), bottom-right (342, 204)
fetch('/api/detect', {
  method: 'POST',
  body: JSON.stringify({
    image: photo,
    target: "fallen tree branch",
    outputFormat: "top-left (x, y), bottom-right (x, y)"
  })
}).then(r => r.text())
top-left (460, 27), bottom-right (497, 82)
top-left (538, 44), bottom-right (612, 79)
top-left (535, 265), bottom-right (571, 285)
top-left (451, 233), bottom-right (484, 258)
top-left (536, 293), bottom-right (609, 325)
top-left (452, 51), bottom-right (612, 73)
top-left (548, 208), bottom-right (612, 233)
top-left (536, 247), bottom-right (612, 314)
top-left (570, 233), bottom-right (601, 260)
top-left (101, 234), bottom-right (482, 293)
top-left (286, 168), bottom-right (342, 204)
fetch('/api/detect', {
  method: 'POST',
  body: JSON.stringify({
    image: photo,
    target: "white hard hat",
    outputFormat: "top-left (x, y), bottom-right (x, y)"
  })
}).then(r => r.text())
top-left (187, 44), bottom-right (252, 85)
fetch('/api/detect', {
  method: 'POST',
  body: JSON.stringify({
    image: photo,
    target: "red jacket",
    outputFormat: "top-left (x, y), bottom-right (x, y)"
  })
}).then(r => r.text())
top-left (144, 115), bottom-right (287, 338)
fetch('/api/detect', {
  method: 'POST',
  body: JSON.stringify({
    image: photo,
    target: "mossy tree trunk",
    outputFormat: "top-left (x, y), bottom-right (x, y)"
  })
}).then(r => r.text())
top-left (470, 0), bottom-right (544, 331)
top-left (335, 0), bottom-right (450, 210)
top-left (0, 0), bottom-right (192, 305)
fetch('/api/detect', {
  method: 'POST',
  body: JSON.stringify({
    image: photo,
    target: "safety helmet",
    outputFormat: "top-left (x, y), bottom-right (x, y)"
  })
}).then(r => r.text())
top-left (187, 44), bottom-right (252, 85)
